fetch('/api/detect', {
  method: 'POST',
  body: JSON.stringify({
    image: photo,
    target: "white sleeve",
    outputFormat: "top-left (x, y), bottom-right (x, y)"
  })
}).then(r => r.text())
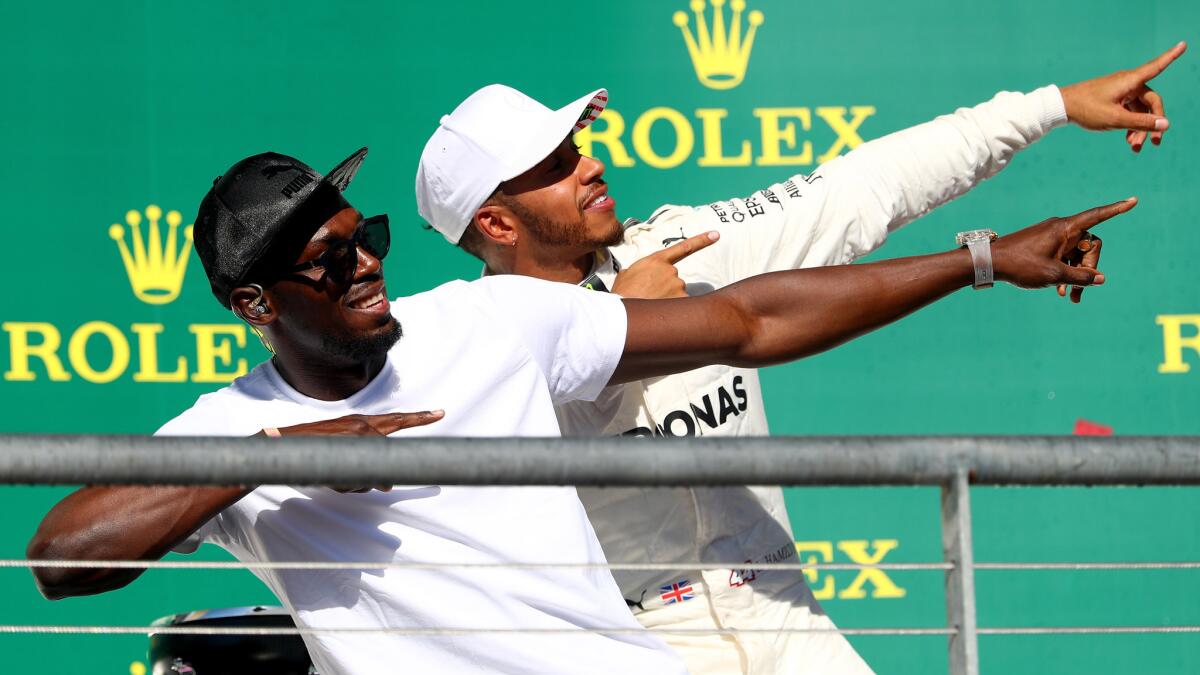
top-left (813, 85), bottom-right (1068, 259)
top-left (170, 519), bottom-right (221, 554)
top-left (645, 85), bottom-right (1068, 281)
top-left (472, 275), bottom-right (628, 405)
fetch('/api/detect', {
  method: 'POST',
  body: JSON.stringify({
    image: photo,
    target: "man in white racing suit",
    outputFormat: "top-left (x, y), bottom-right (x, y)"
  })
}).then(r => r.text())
top-left (414, 43), bottom-right (1184, 674)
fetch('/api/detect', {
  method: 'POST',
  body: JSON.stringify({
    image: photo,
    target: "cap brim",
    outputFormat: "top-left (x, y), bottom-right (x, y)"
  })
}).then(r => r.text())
top-left (325, 147), bottom-right (368, 192)
top-left (570, 88), bottom-right (608, 134)
top-left (500, 88), bottom-right (608, 182)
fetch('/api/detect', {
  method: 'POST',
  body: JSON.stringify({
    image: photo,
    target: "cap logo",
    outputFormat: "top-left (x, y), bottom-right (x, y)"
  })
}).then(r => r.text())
top-left (574, 93), bottom-right (608, 132)
top-left (259, 163), bottom-right (317, 198)
top-left (578, 104), bottom-right (600, 124)
top-left (280, 172), bottom-right (314, 199)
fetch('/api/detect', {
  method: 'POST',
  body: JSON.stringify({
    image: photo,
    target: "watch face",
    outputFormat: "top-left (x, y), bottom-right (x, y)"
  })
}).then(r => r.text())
top-left (956, 229), bottom-right (998, 246)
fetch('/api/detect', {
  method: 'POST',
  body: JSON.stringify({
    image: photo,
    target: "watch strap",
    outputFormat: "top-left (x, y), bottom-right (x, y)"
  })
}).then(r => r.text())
top-left (965, 237), bottom-right (994, 289)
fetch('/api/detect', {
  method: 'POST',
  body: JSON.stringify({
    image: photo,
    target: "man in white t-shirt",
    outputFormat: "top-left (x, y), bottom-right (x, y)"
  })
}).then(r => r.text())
top-left (31, 137), bottom-right (1133, 673)
top-left (415, 44), bottom-right (1184, 674)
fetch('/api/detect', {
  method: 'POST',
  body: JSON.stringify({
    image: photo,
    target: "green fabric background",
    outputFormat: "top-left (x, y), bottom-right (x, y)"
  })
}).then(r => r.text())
top-left (0, 1), bottom-right (1197, 672)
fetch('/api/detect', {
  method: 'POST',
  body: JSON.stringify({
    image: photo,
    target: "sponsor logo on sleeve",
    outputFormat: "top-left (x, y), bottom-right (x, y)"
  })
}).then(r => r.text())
top-left (729, 542), bottom-right (794, 587)
top-left (659, 579), bottom-right (697, 605)
top-left (729, 561), bottom-right (758, 587)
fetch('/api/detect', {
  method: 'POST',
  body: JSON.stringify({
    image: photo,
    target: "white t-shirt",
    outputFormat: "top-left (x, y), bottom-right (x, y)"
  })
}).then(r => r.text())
top-left (157, 276), bottom-right (687, 675)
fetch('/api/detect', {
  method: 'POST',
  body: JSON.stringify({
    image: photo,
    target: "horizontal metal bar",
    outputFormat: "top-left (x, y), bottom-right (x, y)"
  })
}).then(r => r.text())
top-left (975, 562), bottom-right (1200, 571)
top-left (0, 625), bottom-right (957, 637)
top-left (979, 626), bottom-right (1200, 635)
top-left (5, 559), bottom-right (952, 571)
top-left (12, 559), bottom-right (1199, 572)
top-left (3, 624), bottom-right (1198, 637)
top-left (2, 435), bottom-right (1199, 486)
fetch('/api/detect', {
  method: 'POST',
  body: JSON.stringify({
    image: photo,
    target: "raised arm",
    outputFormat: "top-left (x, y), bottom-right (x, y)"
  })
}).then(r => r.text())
top-left (611, 199), bottom-right (1132, 384)
top-left (812, 44), bottom-right (1183, 260)
top-left (27, 411), bottom-right (442, 600)
top-left (611, 45), bottom-right (1183, 303)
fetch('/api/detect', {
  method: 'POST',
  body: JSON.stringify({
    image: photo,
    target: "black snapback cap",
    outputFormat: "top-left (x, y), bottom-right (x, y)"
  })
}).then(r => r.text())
top-left (194, 147), bottom-right (367, 308)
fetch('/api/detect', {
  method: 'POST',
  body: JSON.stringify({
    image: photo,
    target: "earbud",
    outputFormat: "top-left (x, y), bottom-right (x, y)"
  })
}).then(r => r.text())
top-left (246, 283), bottom-right (268, 318)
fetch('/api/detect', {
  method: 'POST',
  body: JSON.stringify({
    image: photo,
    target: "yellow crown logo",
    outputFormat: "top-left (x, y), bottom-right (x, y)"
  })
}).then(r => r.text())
top-left (108, 205), bottom-right (194, 305)
top-left (673, 0), bottom-right (764, 90)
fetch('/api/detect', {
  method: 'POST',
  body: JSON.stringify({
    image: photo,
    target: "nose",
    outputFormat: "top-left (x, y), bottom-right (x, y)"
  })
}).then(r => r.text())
top-left (354, 243), bottom-right (382, 280)
top-left (578, 154), bottom-right (606, 184)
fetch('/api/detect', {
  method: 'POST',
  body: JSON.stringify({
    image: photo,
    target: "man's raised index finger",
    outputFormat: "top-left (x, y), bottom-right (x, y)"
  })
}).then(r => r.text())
top-left (1136, 41), bottom-right (1187, 80)
top-left (370, 410), bottom-right (446, 435)
top-left (658, 231), bottom-right (721, 264)
top-left (1068, 197), bottom-right (1138, 232)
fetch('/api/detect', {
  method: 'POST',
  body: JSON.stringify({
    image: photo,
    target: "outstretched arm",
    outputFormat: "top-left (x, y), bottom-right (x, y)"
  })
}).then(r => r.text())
top-left (613, 43), bottom-right (1185, 301)
top-left (611, 199), bottom-right (1133, 384)
top-left (812, 44), bottom-right (1182, 256)
top-left (27, 411), bottom-right (443, 600)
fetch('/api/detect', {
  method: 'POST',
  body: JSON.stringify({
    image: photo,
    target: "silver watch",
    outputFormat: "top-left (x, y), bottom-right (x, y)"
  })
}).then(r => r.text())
top-left (955, 229), bottom-right (998, 289)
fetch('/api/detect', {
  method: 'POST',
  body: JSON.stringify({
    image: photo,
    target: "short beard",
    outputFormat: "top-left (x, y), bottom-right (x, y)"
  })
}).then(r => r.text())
top-left (500, 193), bottom-right (624, 249)
top-left (320, 318), bottom-right (403, 363)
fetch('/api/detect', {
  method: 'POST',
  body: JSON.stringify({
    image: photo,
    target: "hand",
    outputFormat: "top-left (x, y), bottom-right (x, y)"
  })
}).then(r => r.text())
top-left (991, 198), bottom-right (1136, 296)
top-left (263, 410), bottom-right (445, 494)
top-left (612, 231), bottom-right (720, 299)
top-left (1060, 42), bottom-right (1186, 152)
top-left (269, 410), bottom-right (445, 437)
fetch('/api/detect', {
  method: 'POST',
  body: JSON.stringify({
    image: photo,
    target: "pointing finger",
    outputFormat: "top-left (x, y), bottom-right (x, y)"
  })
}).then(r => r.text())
top-left (1067, 197), bottom-right (1138, 233)
top-left (654, 231), bottom-right (721, 264)
top-left (1134, 41), bottom-right (1187, 81)
top-left (368, 410), bottom-right (446, 435)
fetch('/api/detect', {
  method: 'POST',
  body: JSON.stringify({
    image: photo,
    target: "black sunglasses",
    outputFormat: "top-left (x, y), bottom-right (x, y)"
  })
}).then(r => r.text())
top-left (288, 214), bottom-right (391, 285)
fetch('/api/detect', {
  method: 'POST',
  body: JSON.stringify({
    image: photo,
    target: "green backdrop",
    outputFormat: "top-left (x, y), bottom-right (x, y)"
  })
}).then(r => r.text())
top-left (1, 1), bottom-right (1197, 673)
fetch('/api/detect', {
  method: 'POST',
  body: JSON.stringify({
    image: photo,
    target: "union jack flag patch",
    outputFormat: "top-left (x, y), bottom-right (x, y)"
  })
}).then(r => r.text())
top-left (659, 579), bottom-right (695, 605)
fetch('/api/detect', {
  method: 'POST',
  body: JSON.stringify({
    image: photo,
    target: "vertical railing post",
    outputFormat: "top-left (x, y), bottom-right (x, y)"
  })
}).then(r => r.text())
top-left (942, 467), bottom-right (979, 675)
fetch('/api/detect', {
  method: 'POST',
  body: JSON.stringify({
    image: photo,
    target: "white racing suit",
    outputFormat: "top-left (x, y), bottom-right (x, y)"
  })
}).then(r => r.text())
top-left (555, 86), bottom-right (1068, 674)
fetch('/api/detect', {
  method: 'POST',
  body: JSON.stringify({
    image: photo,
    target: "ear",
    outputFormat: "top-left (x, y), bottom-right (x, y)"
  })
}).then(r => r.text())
top-left (473, 203), bottom-right (520, 247)
top-left (230, 284), bottom-right (276, 327)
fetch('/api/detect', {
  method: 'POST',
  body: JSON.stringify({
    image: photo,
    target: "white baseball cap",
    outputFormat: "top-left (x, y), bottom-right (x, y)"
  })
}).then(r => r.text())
top-left (415, 84), bottom-right (609, 244)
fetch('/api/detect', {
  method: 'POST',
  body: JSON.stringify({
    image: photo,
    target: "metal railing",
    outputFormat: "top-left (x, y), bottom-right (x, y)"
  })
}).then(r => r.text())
top-left (5, 434), bottom-right (1200, 675)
